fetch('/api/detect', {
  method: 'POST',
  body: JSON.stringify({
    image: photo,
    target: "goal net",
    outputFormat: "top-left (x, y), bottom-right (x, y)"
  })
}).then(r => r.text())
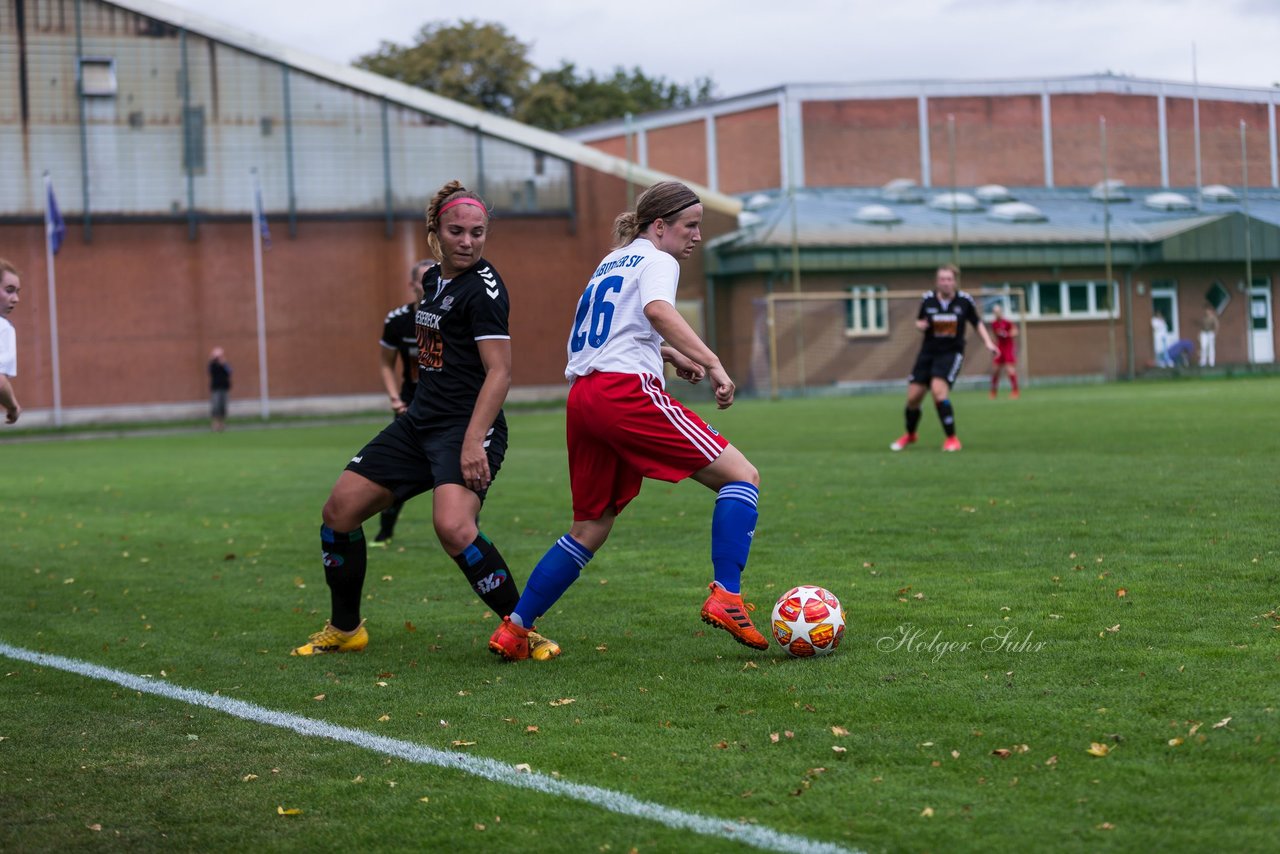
top-left (746, 288), bottom-right (1028, 398)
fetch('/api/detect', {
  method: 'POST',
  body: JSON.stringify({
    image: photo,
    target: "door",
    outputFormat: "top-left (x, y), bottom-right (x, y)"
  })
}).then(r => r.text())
top-left (1151, 285), bottom-right (1178, 363)
top-left (1249, 284), bottom-right (1274, 364)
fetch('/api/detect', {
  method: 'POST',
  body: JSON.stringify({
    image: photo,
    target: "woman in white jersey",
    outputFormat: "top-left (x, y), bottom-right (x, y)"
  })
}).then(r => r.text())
top-left (490, 181), bottom-right (769, 660)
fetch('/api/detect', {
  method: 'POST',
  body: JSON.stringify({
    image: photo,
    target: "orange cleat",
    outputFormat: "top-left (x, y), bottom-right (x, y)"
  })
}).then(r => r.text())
top-left (889, 433), bottom-right (918, 452)
top-left (700, 583), bottom-right (769, 650)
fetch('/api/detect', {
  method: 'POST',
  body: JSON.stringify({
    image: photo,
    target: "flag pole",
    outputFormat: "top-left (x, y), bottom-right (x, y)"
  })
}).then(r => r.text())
top-left (251, 168), bottom-right (270, 420)
top-left (43, 172), bottom-right (64, 427)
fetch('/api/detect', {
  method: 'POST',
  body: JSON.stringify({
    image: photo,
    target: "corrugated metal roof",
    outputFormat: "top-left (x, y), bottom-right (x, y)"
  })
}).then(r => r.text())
top-left (109, 0), bottom-right (741, 216)
top-left (712, 186), bottom-right (1280, 251)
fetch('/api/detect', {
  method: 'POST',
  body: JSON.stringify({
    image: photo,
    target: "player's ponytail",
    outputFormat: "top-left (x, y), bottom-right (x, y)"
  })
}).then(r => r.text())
top-left (613, 181), bottom-right (700, 248)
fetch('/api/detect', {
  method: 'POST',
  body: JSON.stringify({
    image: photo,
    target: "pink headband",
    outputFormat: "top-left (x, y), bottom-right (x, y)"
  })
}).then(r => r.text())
top-left (438, 197), bottom-right (487, 217)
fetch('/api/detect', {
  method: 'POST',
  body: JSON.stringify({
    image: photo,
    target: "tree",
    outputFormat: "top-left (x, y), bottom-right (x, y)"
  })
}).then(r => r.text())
top-left (519, 63), bottom-right (717, 132)
top-left (355, 21), bottom-right (717, 131)
top-left (355, 20), bottom-right (534, 117)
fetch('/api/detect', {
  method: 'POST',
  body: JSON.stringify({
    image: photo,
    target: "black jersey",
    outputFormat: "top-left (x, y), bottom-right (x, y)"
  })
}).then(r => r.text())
top-left (405, 258), bottom-right (510, 427)
top-left (917, 290), bottom-right (982, 355)
top-left (380, 302), bottom-right (419, 402)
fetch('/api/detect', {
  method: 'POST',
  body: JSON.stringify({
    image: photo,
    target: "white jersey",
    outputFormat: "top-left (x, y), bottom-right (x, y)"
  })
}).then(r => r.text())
top-left (0, 317), bottom-right (16, 377)
top-left (565, 237), bottom-right (678, 382)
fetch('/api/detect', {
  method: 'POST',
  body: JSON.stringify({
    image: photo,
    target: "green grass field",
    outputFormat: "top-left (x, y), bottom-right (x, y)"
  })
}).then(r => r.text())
top-left (2, 378), bottom-right (1277, 853)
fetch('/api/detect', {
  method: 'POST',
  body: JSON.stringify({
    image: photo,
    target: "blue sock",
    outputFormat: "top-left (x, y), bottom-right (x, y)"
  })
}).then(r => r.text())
top-left (711, 482), bottom-right (759, 595)
top-left (512, 535), bottom-right (593, 627)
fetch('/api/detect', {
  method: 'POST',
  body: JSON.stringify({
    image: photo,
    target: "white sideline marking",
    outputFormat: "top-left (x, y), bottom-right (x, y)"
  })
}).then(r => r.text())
top-left (0, 642), bottom-right (858, 854)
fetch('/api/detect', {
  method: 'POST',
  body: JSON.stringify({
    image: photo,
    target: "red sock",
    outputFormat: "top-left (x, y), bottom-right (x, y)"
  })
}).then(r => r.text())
top-left (1010, 374), bottom-right (1019, 393)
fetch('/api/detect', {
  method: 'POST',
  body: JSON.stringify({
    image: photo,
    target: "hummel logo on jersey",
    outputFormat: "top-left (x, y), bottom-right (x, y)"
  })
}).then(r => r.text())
top-left (351, 455), bottom-right (363, 464)
top-left (323, 551), bottom-right (344, 568)
top-left (479, 266), bottom-right (500, 300)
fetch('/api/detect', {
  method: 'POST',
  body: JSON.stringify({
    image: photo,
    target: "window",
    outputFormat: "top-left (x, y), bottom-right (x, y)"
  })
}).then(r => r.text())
top-left (79, 57), bottom-right (117, 97)
top-left (846, 285), bottom-right (888, 336)
top-left (1206, 281), bottom-right (1230, 313)
top-left (993, 281), bottom-right (1119, 321)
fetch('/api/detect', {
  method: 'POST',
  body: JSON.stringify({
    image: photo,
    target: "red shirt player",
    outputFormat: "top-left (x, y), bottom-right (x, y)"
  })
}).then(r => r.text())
top-left (989, 302), bottom-right (1019, 398)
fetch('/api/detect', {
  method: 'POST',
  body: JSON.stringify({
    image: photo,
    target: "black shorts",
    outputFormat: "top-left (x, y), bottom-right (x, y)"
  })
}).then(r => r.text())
top-left (344, 414), bottom-right (507, 504)
top-left (909, 350), bottom-right (964, 386)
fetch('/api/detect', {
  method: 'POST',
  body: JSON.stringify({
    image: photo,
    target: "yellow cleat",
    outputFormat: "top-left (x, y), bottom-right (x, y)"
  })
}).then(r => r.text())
top-left (527, 630), bottom-right (561, 661)
top-left (291, 620), bottom-right (369, 656)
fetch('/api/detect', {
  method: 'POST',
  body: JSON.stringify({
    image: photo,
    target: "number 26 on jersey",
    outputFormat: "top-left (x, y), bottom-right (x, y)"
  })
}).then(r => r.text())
top-left (570, 275), bottom-right (623, 353)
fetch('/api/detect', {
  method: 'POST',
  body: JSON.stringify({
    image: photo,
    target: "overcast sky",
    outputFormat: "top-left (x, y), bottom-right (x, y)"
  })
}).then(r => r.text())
top-left (158, 0), bottom-right (1279, 97)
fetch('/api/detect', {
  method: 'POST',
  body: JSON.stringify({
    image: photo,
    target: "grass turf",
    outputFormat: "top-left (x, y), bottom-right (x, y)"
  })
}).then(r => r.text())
top-left (1, 377), bottom-right (1277, 852)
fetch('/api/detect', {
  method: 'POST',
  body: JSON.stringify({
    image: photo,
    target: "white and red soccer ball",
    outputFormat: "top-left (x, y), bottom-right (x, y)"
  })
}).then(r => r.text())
top-left (771, 585), bottom-right (845, 657)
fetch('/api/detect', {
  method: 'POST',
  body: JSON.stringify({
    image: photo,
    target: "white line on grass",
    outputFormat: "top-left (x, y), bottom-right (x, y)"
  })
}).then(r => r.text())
top-left (0, 642), bottom-right (859, 854)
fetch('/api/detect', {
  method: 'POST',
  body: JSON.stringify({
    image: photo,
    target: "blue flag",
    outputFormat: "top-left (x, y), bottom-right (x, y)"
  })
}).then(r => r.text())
top-left (254, 185), bottom-right (271, 250)
top-left (47, 181), bottom-right (66, 256)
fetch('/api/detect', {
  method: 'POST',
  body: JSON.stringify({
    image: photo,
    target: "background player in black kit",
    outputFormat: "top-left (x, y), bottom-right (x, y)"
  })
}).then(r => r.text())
top-left (292, 180), bottom-right (559, 660)
top-left (370, 259), bottom-right (431, 548)
top-left (890, 264), bottom-right (999, 452)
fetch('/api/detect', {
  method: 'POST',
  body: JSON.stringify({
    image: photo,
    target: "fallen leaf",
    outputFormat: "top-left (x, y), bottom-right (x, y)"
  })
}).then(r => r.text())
top-left (474, 824), bottom-right (486, 831)
top-left (1168, 737), bottom-right (1184, 746)
top-left (526, 726), bottom-right (538, 733)
top-left (770, 732), bottom-right (780, 743)
top-left (715, 740), bottom-right (730, 749)
top-left (549, 698), bottom-right (575, 707)
top-left (1213, 717), bottom-right (1232, 729)
top-left (1045, 755), bottom-right (1058, 765)
top-left (419, 796), bottom-right (430, 803)
top-left (352, 775), bottom-right (364, 783)
top-left (1014, 743), bottom-right (1030, 753)
top-left (514, 764), bottom-right (532, 773)
top-left (1086, 742), bottom-right (1110, 757)
top-left (277, 806), bottom-right (303, 816)
top-left (831, 726), bottom-right (850, 736)
top-left (242, 774), bottom-right (259, 782)
top-left (457, 690), bottom-right (470, 696)
top-left (378, 714), bottom-right (390, 722)
top-left (1116, 588), bottom-right (1128, 598)
top-left (376, 682), bottom-right (388, 688)
top-left (991, 748), bottom-right (1012, 758)
top-left (951, 750), bottom-right (960, 759)
top-left (832, 746), bottom-right (847, 754)
top-left (921, 807), bottom-right (934, 818)
top-left (452, 740), bottom-right (477, 747)
top-left (1097, 822), bottom-right (1115, 831)
top-left (87, 823), bottom-right (102, 832)
top-left (404, 621), bottom-right (417, 632)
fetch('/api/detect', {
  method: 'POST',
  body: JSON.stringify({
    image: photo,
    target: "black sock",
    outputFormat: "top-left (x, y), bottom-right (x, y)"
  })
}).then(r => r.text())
top-left (905, 407), bottom-right (922, 435)
top-left (377, 501), bottom-right (403, 538)
top-left (936, 400), bottom-right (956, 437)
top-left (452, 533), bottom-right (520, 616)
top-left (321, 526), bottom-right (366, 631)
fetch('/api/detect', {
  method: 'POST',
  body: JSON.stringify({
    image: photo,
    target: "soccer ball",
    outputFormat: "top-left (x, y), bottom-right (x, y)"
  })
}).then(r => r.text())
top-left (771, 585), bottom-right (845, 658)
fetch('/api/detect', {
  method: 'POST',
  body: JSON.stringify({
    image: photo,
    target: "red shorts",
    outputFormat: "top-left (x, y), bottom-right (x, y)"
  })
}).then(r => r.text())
top-left (565, 371), bottom-right (728, 521)
top-left (993, 346), bottom-right (1017, 366)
